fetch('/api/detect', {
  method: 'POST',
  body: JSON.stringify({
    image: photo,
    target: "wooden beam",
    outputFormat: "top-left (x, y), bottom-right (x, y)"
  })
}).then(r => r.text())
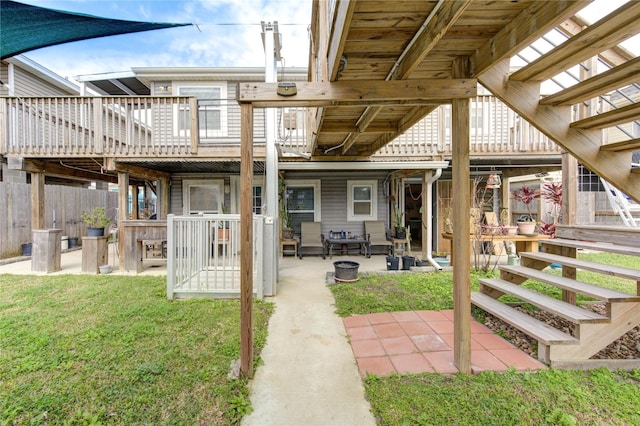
top-left (31, 171), bottom-right (45, 230)
top-left (328, 0), bottom-right (357, 81)
top-left (472, 1), bottom-right (588, 77)
top-left (479, 59), bottom-right (640, 203)
top-left (17, 158), bottom-right (118, 184)
top-left (159, 177), bottom-right (170, 220)
top-left (390, 0), bottom-right (471, 80)
top-left (570, 102), bottom-right (640, 130)
top-left (540, 57), bottom-right (640, 106)
top-left (104, 158), bottom-right (171, 180)
top-left (237, 79), bottom-right (476, 107)
top-left (510, 2), bottom-right (640, 82)
top-left (240, 103), bottom-right (254, 378)
top-left (600, 138), bottom-right (640, 153)
top-left (452, 58), bottom-right (471, 374)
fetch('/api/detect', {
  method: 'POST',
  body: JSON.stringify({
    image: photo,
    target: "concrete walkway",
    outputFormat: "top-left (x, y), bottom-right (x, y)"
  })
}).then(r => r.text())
top-left (242, 256), bottom-right (379, 425)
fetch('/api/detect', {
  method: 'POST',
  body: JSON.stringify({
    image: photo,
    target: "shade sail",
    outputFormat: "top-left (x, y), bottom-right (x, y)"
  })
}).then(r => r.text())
top-left (1, 0), bottom-right (191, 60)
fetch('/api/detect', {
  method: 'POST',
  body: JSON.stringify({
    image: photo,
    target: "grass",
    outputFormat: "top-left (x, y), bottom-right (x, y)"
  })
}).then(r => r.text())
top-left (329, 252), bottom-right (640, 426)
top-left (0, 274), bottom-right (272, 425)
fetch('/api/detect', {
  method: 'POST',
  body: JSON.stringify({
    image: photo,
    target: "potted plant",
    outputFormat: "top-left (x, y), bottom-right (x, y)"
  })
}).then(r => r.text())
top-left (279, 182), bottom-right (294, 240)
top-left (81, 207), bottom-right (111, 237)
top-left (511, 185), bottom-right (540, 235)
top-left (539, 182), bottom-right (562, 238)
top-left (388, 195), bottom-right (405, 238)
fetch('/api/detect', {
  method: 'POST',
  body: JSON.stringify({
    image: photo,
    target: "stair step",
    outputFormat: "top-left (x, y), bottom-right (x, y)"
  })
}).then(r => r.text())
top-left (521, 252), bottom-right (640, 282)
top-left (471, 292), bottom-right (579, 346)
top-left (542, 238), bottom-right (640, 257)
top-left (599, 138), bottom-right (640, 153)
top-left (499, 265), bottom-right (640, 303)
top-left (480, 278), bottom-right (609, 324)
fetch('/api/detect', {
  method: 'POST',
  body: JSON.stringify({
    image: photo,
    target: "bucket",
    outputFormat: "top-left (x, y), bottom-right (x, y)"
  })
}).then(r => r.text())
top-left (333, 261), bottom-right (359, 282)
top-left (507, 255), bottom-right (520, 266)
top-left (99, 264), bottom-right (112, 274)
top-left (401, 256), bottom-right (415, 270)
top-left (61, 236), bottom-right (69, 251)
top-left (386, 256), bottom-right (399, 270)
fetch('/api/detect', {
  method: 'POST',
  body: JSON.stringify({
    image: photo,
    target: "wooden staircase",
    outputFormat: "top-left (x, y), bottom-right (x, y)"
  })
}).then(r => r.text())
top-left (471, 226), bottom-right (640, 369)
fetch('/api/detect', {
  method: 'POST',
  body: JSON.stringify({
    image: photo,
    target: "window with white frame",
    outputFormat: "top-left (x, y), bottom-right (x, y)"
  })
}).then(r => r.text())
top-left (230, 176), bottom-right (263, 214)
top-left (284, 180), bottom-right (321, 233)
top-left (175, 84), bottom-right (228, 138)
top-left (182, 179), bottom-right (224, 215)
top-left (347, 180), bottom-right (377, 221)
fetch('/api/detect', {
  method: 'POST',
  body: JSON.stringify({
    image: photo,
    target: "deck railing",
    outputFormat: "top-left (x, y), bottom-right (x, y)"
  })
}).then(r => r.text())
top-left (374, 96), bottom-right (561, 158)
top-left (166, 214), bottom-right (264, 300)
top-left (2, 95), bottom-right (559, 159)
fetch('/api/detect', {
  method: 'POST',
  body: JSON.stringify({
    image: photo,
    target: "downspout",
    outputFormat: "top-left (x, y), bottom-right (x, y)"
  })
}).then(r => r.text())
top-left (424, 168), bottom-right (443, 270)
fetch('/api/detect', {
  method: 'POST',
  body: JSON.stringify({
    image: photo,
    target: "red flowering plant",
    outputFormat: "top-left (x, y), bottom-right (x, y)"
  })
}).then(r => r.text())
top-left (539, 182), bottom-right (562, 238)
top-left (512, 185), bottom-right (540, 222)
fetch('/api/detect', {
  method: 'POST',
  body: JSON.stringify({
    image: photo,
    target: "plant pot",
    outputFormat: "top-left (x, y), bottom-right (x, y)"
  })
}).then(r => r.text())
top-left (505, 226), bottom-right (518, 235)
top-left (401, 255), bottom-right (415, 270)
top-left (386, 256), bottom-right (399, 270)
top-left (516, 221), bottom-right (536, 235)
top-left (433, 257), bottom-right (450, 267)
top-left (415, 259), bottom-right (430, 267)
top-left (98, 264), bottom-right (112, 274)
top-left (395, 227), bottom-right (406, 239)
top-left (87, 227), bottom-right (105, 237)
top-left (333, 261), bottom-right (359, 282)
top-left (282, 228), bottom-right (295, 240)
top-left (21, 243), bottom-right (32, 256)
top-left (68, 237), bottom-right (79, 248)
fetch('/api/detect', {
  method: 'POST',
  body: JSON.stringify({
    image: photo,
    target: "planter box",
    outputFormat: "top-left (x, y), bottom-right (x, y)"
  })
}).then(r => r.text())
top-left (334, 261), bottom-right (359, 282)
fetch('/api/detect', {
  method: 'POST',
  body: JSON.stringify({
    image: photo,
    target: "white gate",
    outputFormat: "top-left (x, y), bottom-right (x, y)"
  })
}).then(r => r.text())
top-left (166, 214), bottom-right (264, 299)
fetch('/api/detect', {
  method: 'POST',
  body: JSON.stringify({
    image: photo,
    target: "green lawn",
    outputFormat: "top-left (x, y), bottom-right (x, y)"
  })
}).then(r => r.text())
top-left (0, 274), bottom-right (272, 425)
top-left (330, 253), bottom-right (640, 425)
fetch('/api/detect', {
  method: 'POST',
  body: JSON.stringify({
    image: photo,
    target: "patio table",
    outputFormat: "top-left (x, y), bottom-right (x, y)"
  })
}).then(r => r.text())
top-left (325, 237), bottom-right (371, 258)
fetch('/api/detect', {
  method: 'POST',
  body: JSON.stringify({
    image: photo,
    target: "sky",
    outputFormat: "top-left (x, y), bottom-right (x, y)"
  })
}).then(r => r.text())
top-left (16, 0), bottom-right (312, 82)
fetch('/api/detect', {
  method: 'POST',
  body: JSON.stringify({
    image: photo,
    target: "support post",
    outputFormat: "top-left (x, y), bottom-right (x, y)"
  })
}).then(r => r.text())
top-left (31, 171), bottom-right (45, 230)
top-left (159, 177), bottom-right (170, 220)
top-left (132, 185), bottom-right (139, 219)
top-left (263, 22), bottom-right (278, 295)
top-left (240, 103), bottom-right (254, 378)
top-left (117, 172), bottom-right (129, 270)
top-left (452, 59), bottom-right (471, 374)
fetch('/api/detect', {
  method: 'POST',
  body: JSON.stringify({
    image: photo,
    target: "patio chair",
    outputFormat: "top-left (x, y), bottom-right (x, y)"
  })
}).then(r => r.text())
top-left (299, 222), bottom-right (325, 259)
top-left (364, 220), bottom-right (393, 255)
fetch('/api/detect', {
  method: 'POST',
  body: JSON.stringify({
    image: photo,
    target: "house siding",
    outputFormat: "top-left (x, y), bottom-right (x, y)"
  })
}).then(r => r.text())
top-left (284, 170), bottom-right (390, 238)
top-left (12, 66), bottom-right (72, 96)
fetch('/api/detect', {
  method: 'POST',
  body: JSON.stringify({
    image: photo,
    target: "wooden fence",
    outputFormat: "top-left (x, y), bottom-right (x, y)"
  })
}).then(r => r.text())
top-left (0, 182), bottom-right (117, 258)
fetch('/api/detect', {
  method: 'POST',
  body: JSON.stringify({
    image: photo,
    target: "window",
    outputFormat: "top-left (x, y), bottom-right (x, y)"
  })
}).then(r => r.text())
top-left (182, 179), bottom-right (224, 215)
top-left (284, 180), bottom-right (321, 233)
top-left (175, 84), bottom-right (227, 138)
top-left (230, 176), bottom-right (263, 214)
top-left (347, 180), bottom-right (377, 221)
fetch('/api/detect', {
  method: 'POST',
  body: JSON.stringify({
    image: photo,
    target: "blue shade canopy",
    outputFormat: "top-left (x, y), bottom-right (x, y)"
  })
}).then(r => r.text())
top-left (1, 0), bottom-right (191, 60)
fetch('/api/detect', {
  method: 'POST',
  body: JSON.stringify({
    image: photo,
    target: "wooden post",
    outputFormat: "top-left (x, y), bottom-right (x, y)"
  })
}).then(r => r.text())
top-left (159, 178), bottom-right (170, 220)
top-left (452, 58), bottom-right (471, 374)
top-left (240, 103), bottom-right (254, 378)
top-left (31, 171), bottom-right (45, 230)
top-left (132, 185), bottom-right (139, 219)
top-left (118, 171), bottom-right (129, 270)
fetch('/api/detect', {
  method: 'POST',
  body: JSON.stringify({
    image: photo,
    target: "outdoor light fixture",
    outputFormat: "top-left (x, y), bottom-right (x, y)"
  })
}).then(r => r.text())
top-left (486, 174), bottom-right (501, 189)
